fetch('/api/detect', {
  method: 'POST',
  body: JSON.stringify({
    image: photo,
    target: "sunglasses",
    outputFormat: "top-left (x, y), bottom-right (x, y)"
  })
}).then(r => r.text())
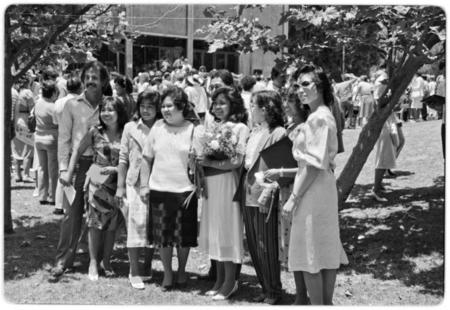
top-left (294, 80), bottom-right (314, 88)
top-left (209, 84), bottom-right (223, 91)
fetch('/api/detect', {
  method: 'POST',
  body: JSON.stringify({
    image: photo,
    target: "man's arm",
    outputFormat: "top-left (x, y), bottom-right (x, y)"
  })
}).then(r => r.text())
top-left (58, 99), bottom-right (73, 171)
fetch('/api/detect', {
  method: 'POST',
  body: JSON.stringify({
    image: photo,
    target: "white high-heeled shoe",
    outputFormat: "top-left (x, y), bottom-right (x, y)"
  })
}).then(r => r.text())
top-left (205, 289), bottom-right (219, 296)
top-left (212, 281), bottom-right (238, 300)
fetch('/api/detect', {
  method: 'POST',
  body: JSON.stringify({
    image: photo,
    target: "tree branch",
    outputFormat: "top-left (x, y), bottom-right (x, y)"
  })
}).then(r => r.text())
top-left (12, 5), bottom-right (95, 83)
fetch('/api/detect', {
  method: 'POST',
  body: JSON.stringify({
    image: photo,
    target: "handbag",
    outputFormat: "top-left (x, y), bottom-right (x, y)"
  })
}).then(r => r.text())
top-left (187, 125), bottom-right (196, 184)
top-left (27, 108), bottom-right (36, 133)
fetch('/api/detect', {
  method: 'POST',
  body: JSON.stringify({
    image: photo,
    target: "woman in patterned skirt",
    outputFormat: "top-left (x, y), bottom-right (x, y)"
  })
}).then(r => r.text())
top-left (66, 96), bottom-right (128, 281)
top-left (142, 86), bottom-right (198, 291)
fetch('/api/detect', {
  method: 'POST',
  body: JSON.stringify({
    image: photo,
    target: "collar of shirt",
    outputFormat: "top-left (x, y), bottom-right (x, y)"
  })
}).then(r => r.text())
top-left (77, 92), bottom-right (101, 111)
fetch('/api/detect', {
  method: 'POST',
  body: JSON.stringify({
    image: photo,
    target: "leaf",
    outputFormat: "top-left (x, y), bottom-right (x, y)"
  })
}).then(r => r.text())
top-left (208, 39), bottom-right (224, 53)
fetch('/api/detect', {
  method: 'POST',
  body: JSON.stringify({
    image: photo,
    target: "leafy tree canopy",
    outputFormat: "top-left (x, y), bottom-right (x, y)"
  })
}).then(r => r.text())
top-left (198, 5), bottom-right (445, 80)
top-left (6, 4), bottom-right (131, 83)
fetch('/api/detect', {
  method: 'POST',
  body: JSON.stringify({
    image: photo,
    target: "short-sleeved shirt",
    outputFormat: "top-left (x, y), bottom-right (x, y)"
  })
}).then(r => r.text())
top-left (143, 119), bottom-right (195, 192)
top-left (293, 105), bottom-right (337, 171)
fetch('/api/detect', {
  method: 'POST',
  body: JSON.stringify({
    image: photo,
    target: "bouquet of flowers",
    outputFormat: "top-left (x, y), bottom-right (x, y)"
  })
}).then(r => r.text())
top-left (200, 123), bottom-right (243, 161)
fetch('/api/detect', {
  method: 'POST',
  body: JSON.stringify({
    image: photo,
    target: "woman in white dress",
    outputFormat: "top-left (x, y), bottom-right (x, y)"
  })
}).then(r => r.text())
top-left (283, 64), bottom-right (348, 305)
top-left (371, 113), bottom-right (399, 202)
top-left (197, 86), bottom-right (249, 300)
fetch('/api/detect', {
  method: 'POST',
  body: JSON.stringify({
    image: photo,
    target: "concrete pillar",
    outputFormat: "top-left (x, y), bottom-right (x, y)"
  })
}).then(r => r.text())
top-left (186, 4), bottom-right (194, 65)
top-left (126, 38), bottom-right (133, 78)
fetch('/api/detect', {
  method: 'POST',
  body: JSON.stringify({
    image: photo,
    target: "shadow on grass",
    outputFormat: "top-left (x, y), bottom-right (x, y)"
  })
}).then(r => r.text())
top-left (383, 170), bottom-right (415, 178)
top-left (5, 221), bottom-right (296, 303)
top-left (340, 175), bottom-right (445, 296)
top-left (11, 184), bottom-right (35, 190)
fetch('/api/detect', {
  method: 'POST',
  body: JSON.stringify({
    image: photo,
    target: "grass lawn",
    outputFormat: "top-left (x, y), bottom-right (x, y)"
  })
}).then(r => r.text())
top-left (3, 120), bottom-right (445, 305)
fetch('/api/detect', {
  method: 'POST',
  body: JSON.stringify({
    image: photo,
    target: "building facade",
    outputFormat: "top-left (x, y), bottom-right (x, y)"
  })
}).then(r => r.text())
top-left (108, 4), bottom-right (288, 77)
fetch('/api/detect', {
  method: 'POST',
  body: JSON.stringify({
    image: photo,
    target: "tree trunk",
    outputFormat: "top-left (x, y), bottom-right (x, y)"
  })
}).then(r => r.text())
top-left (4, 45), bottom-right (13, 234)
top-left (337, 55), bottom-right (425, 209)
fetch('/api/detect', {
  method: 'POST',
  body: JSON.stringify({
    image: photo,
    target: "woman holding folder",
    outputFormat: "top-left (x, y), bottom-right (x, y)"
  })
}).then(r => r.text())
top-left (239, 90), bottom-right (286, 305)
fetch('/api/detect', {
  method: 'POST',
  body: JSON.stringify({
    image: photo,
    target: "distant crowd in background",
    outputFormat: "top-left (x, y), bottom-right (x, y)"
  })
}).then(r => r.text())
top-left (10, 54), bottom-right (445, 305)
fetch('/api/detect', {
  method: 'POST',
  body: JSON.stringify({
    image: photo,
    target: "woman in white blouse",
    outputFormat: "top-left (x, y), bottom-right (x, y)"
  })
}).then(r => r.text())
top-left (142, 86), bottom-right (198, 291)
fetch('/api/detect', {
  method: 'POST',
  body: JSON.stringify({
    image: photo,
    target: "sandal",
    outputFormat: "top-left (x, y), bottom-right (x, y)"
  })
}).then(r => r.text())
top-left (129, 275), bottom-right (145, 290)
top-left (370, 190), bottom-right (388, 202)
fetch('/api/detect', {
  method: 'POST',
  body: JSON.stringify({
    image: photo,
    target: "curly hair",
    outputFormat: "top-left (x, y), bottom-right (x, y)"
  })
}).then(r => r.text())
top-left (252, 90), bottom-right (285, 130)
top-left (135, 90), bottom-right (162, 121)
top-left (210, 86), bottom-right (248, 124)
top-left (98, 96), bottom-right (129, 133)
top-left (292, 64), bottom-right (335, 107)
top-left (160, 86), bottom-right (192, 118)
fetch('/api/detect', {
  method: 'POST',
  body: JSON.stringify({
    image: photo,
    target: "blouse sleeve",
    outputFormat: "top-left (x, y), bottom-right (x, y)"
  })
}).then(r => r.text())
top-left (235, 123), bottom-right (250, 155)
top-left (119, 122), bottom-right (131, 165)
top-left (299, 115), bottom-right (332, 170)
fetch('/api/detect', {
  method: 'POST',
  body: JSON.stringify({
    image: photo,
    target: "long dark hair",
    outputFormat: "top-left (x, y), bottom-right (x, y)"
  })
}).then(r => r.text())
top-left (252, 90), bottom-right (285, 130)
top-left (134, 90), bottom-right (162, 121)
top-left (114, 75), bottom-right (133, 94)
top-left (98, 96), bottom-right (128, 133)
top-left (286, 87), bottom-right (309, 123)
top-left (210, 86), bottom-right (248, 124)
top-left (293, 64), bottom-right (335, 107)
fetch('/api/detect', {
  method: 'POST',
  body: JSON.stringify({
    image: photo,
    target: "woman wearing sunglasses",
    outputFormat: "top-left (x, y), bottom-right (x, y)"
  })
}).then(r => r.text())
top-left (282, 64), bottom-right (348, 305)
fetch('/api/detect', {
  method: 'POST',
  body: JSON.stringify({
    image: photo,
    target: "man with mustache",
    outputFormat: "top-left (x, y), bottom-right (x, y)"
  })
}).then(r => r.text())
top-left (49, 60), bottom-right (110, 282)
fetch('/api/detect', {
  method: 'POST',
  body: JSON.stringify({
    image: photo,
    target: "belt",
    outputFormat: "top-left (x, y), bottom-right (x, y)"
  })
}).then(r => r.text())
top-left (79, 155), bottom-right (93, 160)
top-left (203, 166), bottom-right (232, 177)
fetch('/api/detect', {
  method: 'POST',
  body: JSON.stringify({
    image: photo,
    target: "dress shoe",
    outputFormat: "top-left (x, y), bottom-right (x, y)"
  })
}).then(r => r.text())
top-left (212, 281), bottom-right (238, 300)
top-left (48, 265), bottom-right (66, 282)
top-left (161, 284), bottom-right (173, 292)
top-left (129, 275), bottom-right (145, 290)
top-left (252, 293), bottom-right (266, 302)
top-left (141, 275), bottom-right (153, 282)
top-left (205, 289), bottom-right (219, 296)
top-left (264, 296), bottom-right (281, 305)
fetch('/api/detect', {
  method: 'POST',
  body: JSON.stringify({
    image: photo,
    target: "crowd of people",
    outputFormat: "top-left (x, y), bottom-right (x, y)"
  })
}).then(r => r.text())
top-left (10, 55), bottom-right (444, 305)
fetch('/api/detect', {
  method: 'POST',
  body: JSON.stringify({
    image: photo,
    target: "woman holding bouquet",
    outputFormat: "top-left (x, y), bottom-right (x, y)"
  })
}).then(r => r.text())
top-left (282, 64), bottom-right (348, 305)
top-left (239, 90), bottom-right (286, 305)
top-left (142, 86), bottom-right (198, 291)
top-left (197, 87), bottom-right (250, 300)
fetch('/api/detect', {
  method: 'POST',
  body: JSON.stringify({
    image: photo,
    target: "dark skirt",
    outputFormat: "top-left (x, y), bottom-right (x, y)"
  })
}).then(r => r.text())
top-left (149, 190), bottom-right (198, 248)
